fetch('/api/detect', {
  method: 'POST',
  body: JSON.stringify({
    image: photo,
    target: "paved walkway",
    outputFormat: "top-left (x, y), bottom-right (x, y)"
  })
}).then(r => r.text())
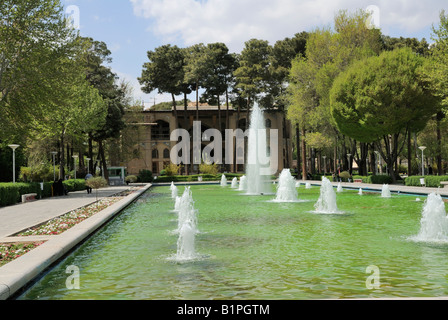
top-left (0, 185), bottom-right (135, 240)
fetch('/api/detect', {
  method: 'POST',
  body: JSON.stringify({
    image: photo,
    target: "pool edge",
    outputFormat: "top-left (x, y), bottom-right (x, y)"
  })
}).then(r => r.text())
top-left (0, 183), bottom-right (152, 300)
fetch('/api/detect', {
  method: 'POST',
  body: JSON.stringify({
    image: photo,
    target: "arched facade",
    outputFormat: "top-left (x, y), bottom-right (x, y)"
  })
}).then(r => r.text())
top-left (123, 104), bottom-right (292, 176)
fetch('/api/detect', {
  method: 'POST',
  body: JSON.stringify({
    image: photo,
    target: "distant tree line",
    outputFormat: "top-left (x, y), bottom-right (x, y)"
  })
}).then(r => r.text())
top-left (139, 9), bottom-right (448, 181)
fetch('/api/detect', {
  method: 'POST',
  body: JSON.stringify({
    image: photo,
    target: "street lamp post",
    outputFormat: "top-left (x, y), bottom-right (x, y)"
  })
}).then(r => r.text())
top-left (419, 146), bottom-right (427, 176)
top-left (72, 155), bottom-right (79, 180)
top-left (86, 157), bottom-right (91, 174)
top-left (374, 151), bottom-right (379, 175)
top-left (347, 154), bottom-right (352, 174)
top-left (8, 145), bottom-right (20, 183)
top-left (323, 156), bottom-right (327, 175)
top-left (51, 152), bottom-right (58, 181)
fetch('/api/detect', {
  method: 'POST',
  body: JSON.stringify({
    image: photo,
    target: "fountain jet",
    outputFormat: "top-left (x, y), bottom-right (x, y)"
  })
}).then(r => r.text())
top-left (245, 103), bottom-right (272, 195)
top-left (231, 177), bottom-right (238, 189)
top-left (411, 193), bottom-right (448, 243)
top-left (314, 177), bottom-right (341, 214)
top-left (274, 169), bottom-right (299, 202)
top-left (239, 176), bottom-right (247, 191)
top-left (381, 184), bottom-right (391, 198)
top-left (220, 175), bottom-right (228, 187)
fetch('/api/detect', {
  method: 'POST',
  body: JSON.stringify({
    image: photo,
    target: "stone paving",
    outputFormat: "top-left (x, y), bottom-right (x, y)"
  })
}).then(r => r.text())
top-left (0, 185), bottom-right (135, 240)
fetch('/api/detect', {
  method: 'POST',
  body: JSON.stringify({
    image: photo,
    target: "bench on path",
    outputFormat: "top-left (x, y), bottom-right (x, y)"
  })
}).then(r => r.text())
top-left (21, 193), bottom-right (38, 203)
top-left (354, 179), bottom-right (363, 183)
top-left (440, 181), bottom-right (448, 189)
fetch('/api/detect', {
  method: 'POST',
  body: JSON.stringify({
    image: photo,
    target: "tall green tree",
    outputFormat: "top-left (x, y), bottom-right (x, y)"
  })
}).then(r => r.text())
top-left (140, 44), bottom-right (185, 127)
top-left (330, 48), bottom-right (441, 182)
top-left (422, 10), bottom-right (448, 175)
top-left (0, 0), bottom-right (79, 140)
top-left (83, 38), bottom-right (126, 181)
top-left (234, 39), bottom-right (272, 127)
top-left (184, 43), bottom-right (215, 121)
top-left (201, 43), bottom-right (236, 131)
top-left (287, 9), bottom-right (382, 177)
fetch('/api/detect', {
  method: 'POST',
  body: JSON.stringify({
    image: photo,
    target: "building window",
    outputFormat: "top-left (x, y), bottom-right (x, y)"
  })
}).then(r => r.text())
top-left (265, 119), bottom-right (272, 128)
top-left (163, 148), bottom-right (170, 159)
top-left (151, 120), bottom-right (170, 140)
top-left (152, 149), bottom-right (159, 159)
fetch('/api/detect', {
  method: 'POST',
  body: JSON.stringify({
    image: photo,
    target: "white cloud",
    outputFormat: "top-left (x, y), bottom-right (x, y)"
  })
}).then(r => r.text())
top-left (130, 0), bottom-right (446, 52)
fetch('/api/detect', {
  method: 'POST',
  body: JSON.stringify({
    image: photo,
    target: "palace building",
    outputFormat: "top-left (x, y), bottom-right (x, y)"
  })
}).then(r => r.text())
top-left (123, 103), bottom-right (293, 176)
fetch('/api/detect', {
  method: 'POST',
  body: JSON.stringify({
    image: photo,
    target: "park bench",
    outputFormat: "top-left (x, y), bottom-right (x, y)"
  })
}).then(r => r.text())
top-left (354, 179), bottom-right (363, 183)
top-left (21, 193), bottom-right (38, 203)
top-left (440, 181), bottom-right (448, 189)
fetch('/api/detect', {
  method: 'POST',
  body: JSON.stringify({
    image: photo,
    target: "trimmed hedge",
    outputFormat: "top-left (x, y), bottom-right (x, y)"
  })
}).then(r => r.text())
top-left (0, 179), bottom-right (87, 207)
top-left (405, 176), bottom-right (448, 188)
top-left (62, 179), bottom-right (86, 192)
top-left (154, 173), bottom-right (244, 183)
top-left (352, 175), bottom-right (393, 185)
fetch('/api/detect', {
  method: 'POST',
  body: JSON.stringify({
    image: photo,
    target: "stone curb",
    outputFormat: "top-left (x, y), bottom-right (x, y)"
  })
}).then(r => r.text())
top-left (0, 184), bottom-right (152, 300)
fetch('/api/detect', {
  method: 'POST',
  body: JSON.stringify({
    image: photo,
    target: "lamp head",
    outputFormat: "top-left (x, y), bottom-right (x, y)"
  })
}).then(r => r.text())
top-left (8, 144), bottom-right (20, 150)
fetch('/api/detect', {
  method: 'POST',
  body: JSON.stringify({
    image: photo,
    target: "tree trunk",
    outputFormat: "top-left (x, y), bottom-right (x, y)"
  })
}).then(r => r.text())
top-left (195, 82), bottom-right (199, 121)
top-left (226, 88), bottom-right (230, 130)
top-left (301, 127), bottom-right (307, 180)
top-left (437, 112), bottom-right (444, 175)
top-left (183, 93), bottom-right (189, 176)
top-left (59, 131), bottom-right (66, 180)
top-left (217, 94), bottom-right (222, 132)
top-left (245, 97), bottom-right (251, 130)
top-left (88, 134), bottom-right (94, 175)
top-left (407, 130), bottom-right (412, 177)
top-left (98, 140), bottom-right (109, 182)
top-left (296, 124), bottom-right (301, 178)
top-left (171, 93), bottom-right (179, 129)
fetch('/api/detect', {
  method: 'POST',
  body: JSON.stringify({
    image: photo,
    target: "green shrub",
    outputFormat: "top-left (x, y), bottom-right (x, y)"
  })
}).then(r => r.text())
top-left (199, 163), bottom-right (219, 175)
top-left (0, 183), bottom-right (20, 207)
top-left (164, 163), bottom-right (181, 176)
top-left (351, 175), bottom-right (393, 184)
top-left (405, 175), bottom-right (448, 188)
top-left (138, 170), bottom-right (153, 183)
top-left (63, 179), bottom-right (86, 192)
top-left (125, 175), bottom-right (138, 184)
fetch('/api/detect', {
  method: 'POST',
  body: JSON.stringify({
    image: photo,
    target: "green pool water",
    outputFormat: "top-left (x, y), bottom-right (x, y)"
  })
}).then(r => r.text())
top-left (18, 185), bottom-right (448, 300)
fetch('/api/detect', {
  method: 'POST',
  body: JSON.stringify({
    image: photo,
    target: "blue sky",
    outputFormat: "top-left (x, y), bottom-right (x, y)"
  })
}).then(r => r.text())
top-left (62, 0), bottom-right (447, 107)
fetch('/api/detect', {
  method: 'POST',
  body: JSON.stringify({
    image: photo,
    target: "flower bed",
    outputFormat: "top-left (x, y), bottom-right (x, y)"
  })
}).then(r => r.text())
top-left (0, 242), bottom-right (46, 267)
top-left (0, 187), bottom-right (142, 268)
top-left (18, 197), bottom-right (122, 237)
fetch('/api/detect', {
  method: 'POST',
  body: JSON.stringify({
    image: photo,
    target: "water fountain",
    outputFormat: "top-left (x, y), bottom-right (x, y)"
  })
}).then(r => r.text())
top-left (295, 181), bottom-right (301, 188)
top-left (172, 187), bottom-right (200, 261)
top-left (381, 184), bottom-right (391, 198)
top-left (220, 175), bottom-right (227, 187)
top-left (231, 177), bottom-right (238, 189)
top-left (314, 177), bottom-right (340, 214)
top-left (20, 184), bottom-right (448, 300)
top-left (174, 196), bottom-right (181, 212)
top-left (170, 182), bottom-right (178, 199)
top-left (274, 169), bottom-right (299, 202)
top-left (358, 188), bottom-right (363, 196)
top-left (245, 103), bottom-right (271, 195)
top-left (337, 183), bottom-right (343, 193)
top-left (176, 187), bottom-right (198, 234)
top-left (239, 175), bottom-right (247, 191)
top-left (176, 221), bottom-right (197, 261)
top-left (306, 183), bottom-right (312, 189)
top-left (410, 193), bottom-right (448, 243)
